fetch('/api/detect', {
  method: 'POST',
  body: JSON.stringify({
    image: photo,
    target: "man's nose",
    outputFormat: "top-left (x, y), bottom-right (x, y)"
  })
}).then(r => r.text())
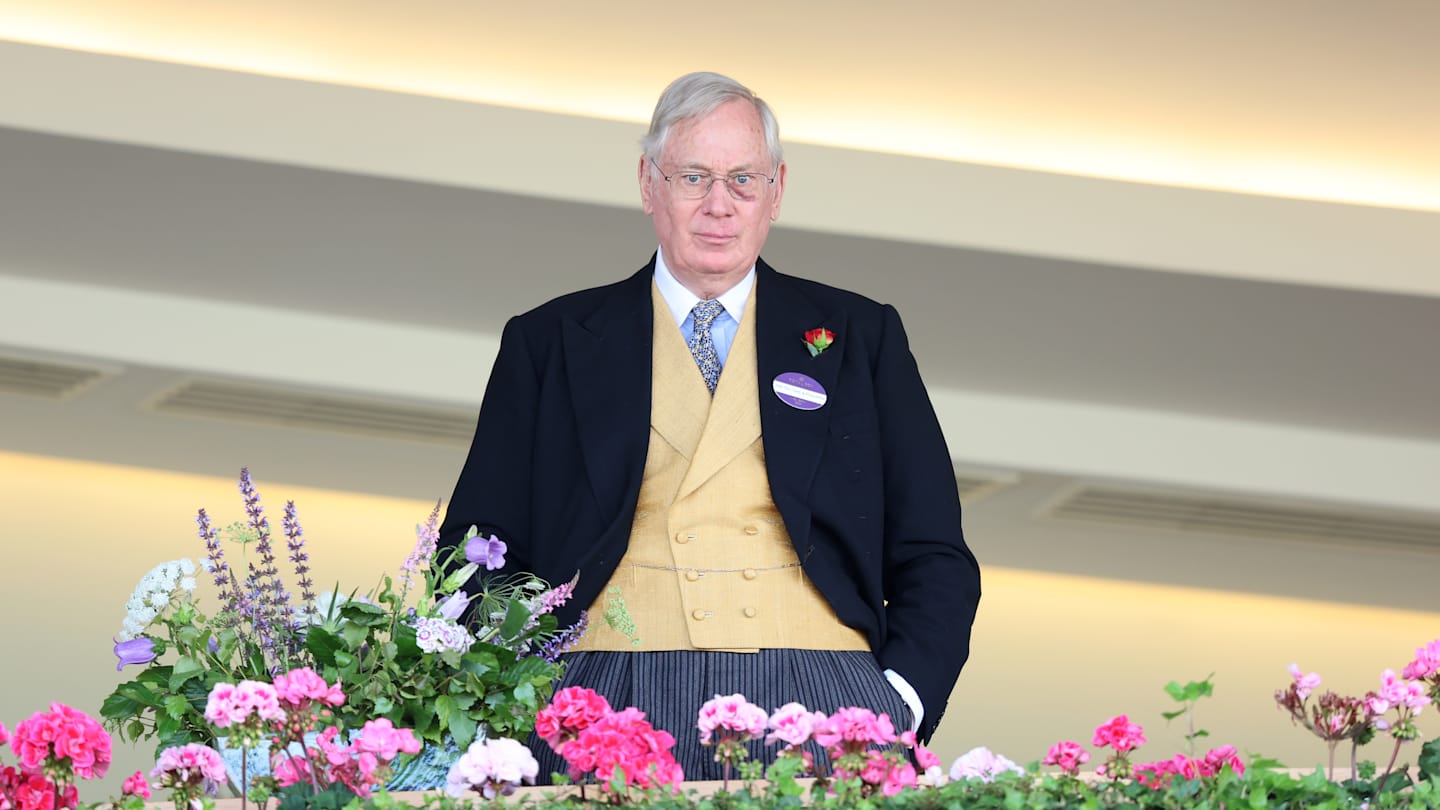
top-left (698, 179), bottom-right (735, 214)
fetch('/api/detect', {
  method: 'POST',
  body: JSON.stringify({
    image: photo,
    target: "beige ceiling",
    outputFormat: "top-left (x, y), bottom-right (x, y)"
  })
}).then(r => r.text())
top-left (1, 4), bottom-right (1438, 521)
top-left (4, 0), bottom-right (1439, 211)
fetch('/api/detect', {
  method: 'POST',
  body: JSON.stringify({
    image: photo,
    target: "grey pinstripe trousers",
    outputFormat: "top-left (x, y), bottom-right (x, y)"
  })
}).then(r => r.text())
top-left (530, 649), bottom-right (911, 783)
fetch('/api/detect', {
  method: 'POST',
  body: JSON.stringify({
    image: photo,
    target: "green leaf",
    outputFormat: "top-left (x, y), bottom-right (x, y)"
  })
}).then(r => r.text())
top-left (168, 655), bottom-right (206, 690)
top-left (512, 680), bottom-right (536, 707)
top-left (162, 694), bottom-right (192, 720)
top-left (1161, 709), bottom-right (1186, 720)
top-left (447, 711), bottom-right (478, 749)
top-left (498, 599), bottom-right (531, 638)
top-left (305, 625), bottom-right (344, 663)
top-left (1420, 737), bottom-right (1440, 784)
top-left (339, 619), bottom-right (371, 648)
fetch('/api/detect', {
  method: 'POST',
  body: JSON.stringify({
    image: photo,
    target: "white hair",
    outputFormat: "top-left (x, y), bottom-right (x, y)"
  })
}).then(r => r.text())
top-left (641, 72), bottom-right (783, 170)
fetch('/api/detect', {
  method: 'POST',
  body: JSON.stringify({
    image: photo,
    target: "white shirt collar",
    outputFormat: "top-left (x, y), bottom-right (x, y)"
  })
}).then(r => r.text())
top-left (653, 247), bottom-right (755, 327)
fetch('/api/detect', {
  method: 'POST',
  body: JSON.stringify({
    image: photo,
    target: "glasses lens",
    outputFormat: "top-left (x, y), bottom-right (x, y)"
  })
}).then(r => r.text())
top-left (665, 168), bottom-right (771, 200)
top-left (727, 174), bottom-right (764, 201)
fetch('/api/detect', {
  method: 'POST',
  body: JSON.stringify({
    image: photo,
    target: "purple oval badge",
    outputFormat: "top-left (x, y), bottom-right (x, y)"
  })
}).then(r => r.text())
top-left (772, 372), bottom-right (828, 411)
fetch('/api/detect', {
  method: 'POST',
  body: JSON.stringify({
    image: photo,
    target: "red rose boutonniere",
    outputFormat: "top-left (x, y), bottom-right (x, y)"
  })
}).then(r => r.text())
top-left (803, 327), bottom-right (835, 357)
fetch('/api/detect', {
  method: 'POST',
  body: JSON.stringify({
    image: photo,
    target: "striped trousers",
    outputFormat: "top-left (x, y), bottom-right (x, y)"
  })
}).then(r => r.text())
top-left (530, 649), bottom-right (911, 784)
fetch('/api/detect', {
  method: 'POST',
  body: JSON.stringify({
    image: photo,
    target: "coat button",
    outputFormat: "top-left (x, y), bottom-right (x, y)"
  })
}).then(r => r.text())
top-left (691, 609), bottom-right (707, 621)
top-left (742, 607), bottom-right (758, 618)
top-left (742, 568), bottom-right (758, 580)
top-left (743, 525), bottom-right (760, 535)
top-left (685, 570), bottom-right (700, 582)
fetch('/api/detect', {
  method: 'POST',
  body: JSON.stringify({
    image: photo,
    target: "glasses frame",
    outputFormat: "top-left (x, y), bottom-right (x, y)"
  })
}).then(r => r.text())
top-left (649, 158), bottom-right (779, 201)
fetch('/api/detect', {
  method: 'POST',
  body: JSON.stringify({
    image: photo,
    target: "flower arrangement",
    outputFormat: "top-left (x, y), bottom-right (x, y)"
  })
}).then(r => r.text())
top-left (101, 470), bottom-right (582, 767)
top-left (9, 637), bottom-right (1440, 810)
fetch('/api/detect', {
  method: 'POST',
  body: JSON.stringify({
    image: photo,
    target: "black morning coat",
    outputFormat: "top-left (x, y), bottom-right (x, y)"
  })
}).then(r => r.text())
top-left (439, 256), bottom-right (982, 742)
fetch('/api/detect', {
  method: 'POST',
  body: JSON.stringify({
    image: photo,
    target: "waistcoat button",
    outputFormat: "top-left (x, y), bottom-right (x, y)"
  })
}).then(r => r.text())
top-left (675, 531), bottom-right (695, 544)
top-left (743, 525), bottom-right (760, 535)
top-left (691, 609), bottom-right (707, 621)
top-left (742, 568), bottom-right (758, 580)
top-left (685, 570), bottom-right (700, 582)
top-left (742, 607), bottom-right (758, 618)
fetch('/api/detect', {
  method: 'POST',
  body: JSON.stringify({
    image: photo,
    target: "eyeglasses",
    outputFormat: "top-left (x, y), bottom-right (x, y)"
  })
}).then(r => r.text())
top-left (650, 158), bottom-right (777, 202)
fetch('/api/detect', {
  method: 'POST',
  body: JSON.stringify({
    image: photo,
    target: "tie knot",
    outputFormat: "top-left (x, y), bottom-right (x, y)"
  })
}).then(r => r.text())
top-left (690, 299), bottom-right (724, 330)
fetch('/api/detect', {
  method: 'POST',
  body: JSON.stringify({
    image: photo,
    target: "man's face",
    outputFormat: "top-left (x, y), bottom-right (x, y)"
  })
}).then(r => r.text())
top-left (640, 99), bottom-right (786, 295)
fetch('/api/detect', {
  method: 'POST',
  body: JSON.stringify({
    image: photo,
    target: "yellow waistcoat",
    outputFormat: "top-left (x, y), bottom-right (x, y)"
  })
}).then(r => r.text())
top-left (570, 283), bottom-right (868, 652)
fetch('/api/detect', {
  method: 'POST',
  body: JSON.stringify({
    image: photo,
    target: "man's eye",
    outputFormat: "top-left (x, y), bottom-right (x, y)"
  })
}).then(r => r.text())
top-left (680, 174), bottom-right (707, 185)
top-left (732, 174), bottom-right (754, 186)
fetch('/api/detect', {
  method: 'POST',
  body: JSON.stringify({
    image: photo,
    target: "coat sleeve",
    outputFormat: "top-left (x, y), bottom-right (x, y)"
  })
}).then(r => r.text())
top-left (872, 303), bottom-right (982, 743)
top-left (438, 316), bottom-right (540, 575)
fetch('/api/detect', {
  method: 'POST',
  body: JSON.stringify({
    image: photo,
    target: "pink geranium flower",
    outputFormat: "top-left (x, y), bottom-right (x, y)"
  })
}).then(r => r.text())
top-left (121, 771), bottom-right (151, 799)
top-left (812, 706), bottom-right (898, 753)
top-left (272, 667), bottom-right (346, 711)
top-left (11, 704), bottom-right (111, 781)
top-left (1092, 714), bottom-right (1147, 752)
top-left (765, 702), bottom-right (818, 747)
top-left (1288, 663), bottom-right (1323, 700)
top-left (535, 686), bottom-right (612, 754)
top-left (1402, 639), bottom-right (1440, 683)
top-left (560, 707), bottom-right (683, 794)
top-left (204, 680), bottom-right (286, 728)
top-left (353, 718), bottom-right (422, 761)
top-left (1042, 740), bottom-right (1091, 775)
top-left (697, 693), bottom-right (769, 745)
top-left (150, 743), bottom-right (227, 796)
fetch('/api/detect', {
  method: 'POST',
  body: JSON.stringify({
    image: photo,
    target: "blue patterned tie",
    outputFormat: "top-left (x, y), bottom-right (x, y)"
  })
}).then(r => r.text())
top-left (687, 299), bottom-right (724, 395)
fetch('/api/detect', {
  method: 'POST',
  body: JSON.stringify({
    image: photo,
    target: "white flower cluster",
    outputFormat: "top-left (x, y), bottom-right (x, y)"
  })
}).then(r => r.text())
top-left (444, 736), bottom-right (539, 799)
top-left (413, 616), bottom-right (475, 654)
top-left (117, 558), bottom-right (198, 640)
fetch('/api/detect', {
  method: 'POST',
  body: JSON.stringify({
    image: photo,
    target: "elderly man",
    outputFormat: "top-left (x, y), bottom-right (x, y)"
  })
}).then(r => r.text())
top-left (439, 72), bottom-right (980, 778)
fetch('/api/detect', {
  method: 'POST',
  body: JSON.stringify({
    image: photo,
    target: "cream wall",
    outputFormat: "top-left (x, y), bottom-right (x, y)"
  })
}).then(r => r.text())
top-left (3, 450), bottom-right (1434, 800)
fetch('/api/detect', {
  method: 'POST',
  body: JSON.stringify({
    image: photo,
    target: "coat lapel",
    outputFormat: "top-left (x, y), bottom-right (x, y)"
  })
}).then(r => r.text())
top-left (562, 264), bottom-right (654, 526)
top-left (755, 260), bottom-right (849, 553)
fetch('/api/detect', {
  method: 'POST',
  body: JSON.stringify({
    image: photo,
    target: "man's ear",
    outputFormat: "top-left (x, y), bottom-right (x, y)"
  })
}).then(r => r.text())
top-left (639, 156), bottom-right (655, 215)
top-left (769, 161), bottom-right (787, 222)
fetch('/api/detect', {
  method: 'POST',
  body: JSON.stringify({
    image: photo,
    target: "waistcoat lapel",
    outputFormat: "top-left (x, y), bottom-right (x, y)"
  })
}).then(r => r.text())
top-left (676, 283), bottom-right (762, 501)
top-left (649, 283), bottom-right (711, 459)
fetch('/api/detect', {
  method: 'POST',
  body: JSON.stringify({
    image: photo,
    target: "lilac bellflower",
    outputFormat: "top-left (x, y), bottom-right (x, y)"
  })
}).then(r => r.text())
top-left (436, 590), bottom-right (472, 621)
top-left (113, 637), bottom-right (157, 671)
top-left (465, 534), bottom-right (507, 571)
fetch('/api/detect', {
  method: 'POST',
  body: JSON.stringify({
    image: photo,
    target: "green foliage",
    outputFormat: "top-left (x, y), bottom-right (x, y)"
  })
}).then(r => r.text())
top-left (352, 763), bottom-right (1437, 810)
top-left (1420, 738), bottom-right (1440, 785)
top-left (1162, 674), bottom-right (1215, 758)
top-left (300, 532), bottom-right (568, 748)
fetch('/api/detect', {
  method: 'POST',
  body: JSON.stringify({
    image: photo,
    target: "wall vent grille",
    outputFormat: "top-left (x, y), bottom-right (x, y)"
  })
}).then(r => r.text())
top-left (1048, 485), bottom-right (1440, 552)
top-left (152, 379), bottom-right (475, 444)
top-left (0, 355), bottom-right (107, 399)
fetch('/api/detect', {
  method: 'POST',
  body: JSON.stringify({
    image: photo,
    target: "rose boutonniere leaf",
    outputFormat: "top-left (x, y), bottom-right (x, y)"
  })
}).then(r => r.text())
top-left (804, 327), bottom-right (835, 357)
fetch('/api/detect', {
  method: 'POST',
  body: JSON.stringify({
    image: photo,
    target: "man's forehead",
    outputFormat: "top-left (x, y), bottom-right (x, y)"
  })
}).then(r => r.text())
top-left (663, 105), bottom-right (769, 166)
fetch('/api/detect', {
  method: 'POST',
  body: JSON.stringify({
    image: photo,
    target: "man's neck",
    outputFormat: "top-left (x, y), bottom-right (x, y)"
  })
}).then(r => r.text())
top-left (656, 249), bottom-right (754, 301)
top-left (653, 249), bottom-right (756, 327)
